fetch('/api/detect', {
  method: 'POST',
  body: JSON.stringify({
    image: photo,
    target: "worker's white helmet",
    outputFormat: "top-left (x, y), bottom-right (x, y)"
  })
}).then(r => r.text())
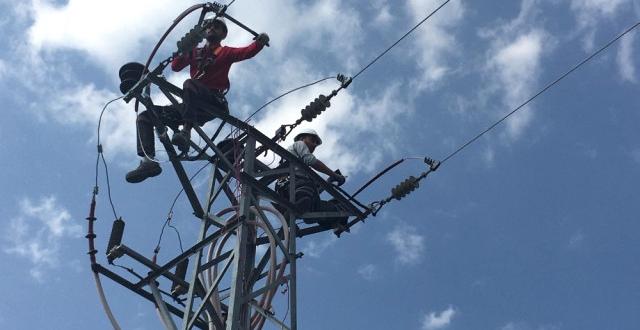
top-left (294, 128), bottom-right (322, 145)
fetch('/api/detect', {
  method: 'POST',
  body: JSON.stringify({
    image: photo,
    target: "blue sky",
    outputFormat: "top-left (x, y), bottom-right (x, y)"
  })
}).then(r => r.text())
top-left (1, 0), bottom-right (639, 329)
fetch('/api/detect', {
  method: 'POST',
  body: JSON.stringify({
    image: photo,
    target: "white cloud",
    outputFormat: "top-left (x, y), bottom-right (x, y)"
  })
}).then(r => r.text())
top-left (53, 85), bottom-right (136, 153)
top-left (489, 31), bottom-right (544, 139)
top-left (478, 0), bottom-right (552, 141)
top-left (0, 59), bottom-right (6, 80)
top-left (13, 0), bottom-right (409, 174)
top-left (4, 196), bottom-right (82, 281)
top-left (422, 305), bottom-right (456, 330)
top-left (372, 0), bottom-right (393, 26)
top-left (617, 34), bottom-right (637, 83)
top-left (357, 263), bottom-right (378, 281)
top-left (406, 0), bottom-right (465, 90)
top-left (570, 0), bottom-right (631, 50)
top-left (28, 0), bottom-right (184, 70)
top-left (302, 234), bottom-right (338, 258)
top-left (568, 231), bottom-right (586, 249)
top-left (500, 321), bottom-right (561, 330)
top-left (386, 223), bottom-right (425, 265)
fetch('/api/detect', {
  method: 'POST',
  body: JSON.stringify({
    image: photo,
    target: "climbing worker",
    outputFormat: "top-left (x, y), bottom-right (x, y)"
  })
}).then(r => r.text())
top-left (275, 128), bottom-right (349, 231)
top-left (126, 18), bottom-right (270, 183)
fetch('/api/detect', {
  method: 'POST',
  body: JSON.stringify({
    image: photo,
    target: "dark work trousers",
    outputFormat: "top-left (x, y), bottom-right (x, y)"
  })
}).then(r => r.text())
top-left (180, 79), bottom-right (229, 125)
top-left (275, 176), bottom-right (348, 229)
top-left (136, 78), bottom-right (229, 158)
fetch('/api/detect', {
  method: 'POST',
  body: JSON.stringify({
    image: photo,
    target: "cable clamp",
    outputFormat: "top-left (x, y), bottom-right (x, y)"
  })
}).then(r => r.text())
top-left (424, 157), bottom-right (440, 171)
top-left (337, 74), bottom-right (352, 89)
top-left (370, 201), bottom-right (383, 216)
top-left (206, 2), bottom-right (226, 16)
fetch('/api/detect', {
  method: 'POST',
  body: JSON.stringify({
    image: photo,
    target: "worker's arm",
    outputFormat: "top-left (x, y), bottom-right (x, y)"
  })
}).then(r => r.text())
top-left (171, 50), bottom-right (192, 72)
top-left (312, 160), bottom-right (345, 183)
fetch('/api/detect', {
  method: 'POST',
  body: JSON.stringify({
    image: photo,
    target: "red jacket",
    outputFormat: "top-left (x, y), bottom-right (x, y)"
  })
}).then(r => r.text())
top-left (171, 41), bottom-right (264, 91)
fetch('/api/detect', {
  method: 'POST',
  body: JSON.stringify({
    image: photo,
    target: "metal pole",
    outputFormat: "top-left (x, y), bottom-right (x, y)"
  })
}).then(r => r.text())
top-left (288, 166), bottom-right (298, 330)
top-left (226, 136), bottom-right (257, 329)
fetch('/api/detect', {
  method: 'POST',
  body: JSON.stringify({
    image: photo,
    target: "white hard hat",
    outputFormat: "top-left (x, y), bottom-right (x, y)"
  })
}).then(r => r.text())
top-left (294, 128), bottom-right (322, 145)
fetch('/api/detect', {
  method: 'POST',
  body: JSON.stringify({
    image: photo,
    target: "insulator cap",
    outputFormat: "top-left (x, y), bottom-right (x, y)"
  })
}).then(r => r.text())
top-left (301, 94), bottom-right (330, 122)
top-left (391, 176), bottom-right (419, 200)
top-left (118, 62), bottom-right (145, 94)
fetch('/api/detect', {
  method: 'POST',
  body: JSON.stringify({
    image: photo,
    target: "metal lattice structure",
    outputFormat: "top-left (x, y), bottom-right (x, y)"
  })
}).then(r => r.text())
top-left (90, 60), bottom-right (371, 329)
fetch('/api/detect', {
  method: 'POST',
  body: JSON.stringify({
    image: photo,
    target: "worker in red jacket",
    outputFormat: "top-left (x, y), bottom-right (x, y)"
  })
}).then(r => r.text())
top-left (127, 19), bottom-right (269, 183)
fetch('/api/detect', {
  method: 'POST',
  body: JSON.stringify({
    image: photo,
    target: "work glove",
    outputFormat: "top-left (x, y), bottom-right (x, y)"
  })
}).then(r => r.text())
top-left (329, 169), bottom-right (346, 186)
top-left (333, 174), bottom-right (346, 186)
top-left (255, 33), bottom-right (270, 47)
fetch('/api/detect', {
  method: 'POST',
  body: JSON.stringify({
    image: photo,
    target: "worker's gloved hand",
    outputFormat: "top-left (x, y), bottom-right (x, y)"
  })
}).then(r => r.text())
top-left (333, 174), bottom-right (346, 186)
top-left (329, 170), bottom-right (346, 186)
top-left (255, 33), bottom-right (270, 46)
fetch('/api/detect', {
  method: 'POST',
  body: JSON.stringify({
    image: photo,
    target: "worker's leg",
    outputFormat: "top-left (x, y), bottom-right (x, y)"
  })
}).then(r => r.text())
top-left (136, 110), bottom-right (156, 158)
top-left (127, 110), bottom-right (162, 183)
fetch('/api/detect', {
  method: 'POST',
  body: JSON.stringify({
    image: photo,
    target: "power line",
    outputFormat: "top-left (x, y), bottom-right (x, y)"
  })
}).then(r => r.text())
top-left (244, 77), bottom-right (335, 123)
top-left (352, 0), bottom-right (451, 80)
top-left (441, 20), bottom-right (640, 165)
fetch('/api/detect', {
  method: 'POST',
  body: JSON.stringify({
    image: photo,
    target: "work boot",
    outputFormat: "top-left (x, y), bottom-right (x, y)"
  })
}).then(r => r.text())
top-left (125, 159), bottom-right (162, 183)
top-left (171, 129), bottom-right (191, 153)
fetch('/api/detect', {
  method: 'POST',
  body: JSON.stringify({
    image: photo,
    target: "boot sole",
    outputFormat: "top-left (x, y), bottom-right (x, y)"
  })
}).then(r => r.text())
top-left (125, 166), bottom-right (162, 183)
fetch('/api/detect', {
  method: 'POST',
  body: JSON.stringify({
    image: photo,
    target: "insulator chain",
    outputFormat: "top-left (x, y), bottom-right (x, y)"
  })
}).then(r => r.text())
top-left (300, 94), bottom-right (330, 122)
top-left (176, 24), bottom-right (206, 54)
top-left (391, 176), bottom-right (419, 201)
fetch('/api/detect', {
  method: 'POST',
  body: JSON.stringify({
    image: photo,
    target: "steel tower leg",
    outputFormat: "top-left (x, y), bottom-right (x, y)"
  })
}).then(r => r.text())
top-left (226, 136), bottom-right (257, 330)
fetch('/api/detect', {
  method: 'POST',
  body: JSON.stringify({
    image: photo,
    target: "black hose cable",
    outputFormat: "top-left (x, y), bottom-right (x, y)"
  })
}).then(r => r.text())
top-left (351, 0), bottom-right (450, 80)
top-left (351, 159), bottom-right (405, 198)
top-left (441, 20), bottom-right (640, 165)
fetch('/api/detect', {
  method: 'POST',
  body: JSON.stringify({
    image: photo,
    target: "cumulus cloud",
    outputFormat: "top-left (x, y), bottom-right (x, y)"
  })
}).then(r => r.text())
top-left (478, 0), bottom-right (552, 141)
top-left (372, 0), bottom-right (393, 26)
top-left (4, 196), bottom-right (82, 281)
top-left (28, 0), bottom-right (185, 70)
top-left (357, 263), bottom-right (378, 281)
top-left (386, 223), bottom-right (425, 265)
top-left (422, 305), bottom-right (456, 330)
top-left (616, 34), bottom-right (637, 83)
top-left (302, 234), bottom-right (338, 258)
top-left (10, 0), bottom-right (412, 173)
top-left (488, 31), bottom-right (545, 139)
top-left (569, 0), bottom-right (631, 50)
top-left (405, 0), bottom-right (465, 90)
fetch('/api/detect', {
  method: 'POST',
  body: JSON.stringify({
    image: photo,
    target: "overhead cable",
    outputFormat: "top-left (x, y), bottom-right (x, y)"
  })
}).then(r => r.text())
top-left (441, 20), bottom-right (640, 165)
top-left (352, 0), bottom-right (451, 80)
